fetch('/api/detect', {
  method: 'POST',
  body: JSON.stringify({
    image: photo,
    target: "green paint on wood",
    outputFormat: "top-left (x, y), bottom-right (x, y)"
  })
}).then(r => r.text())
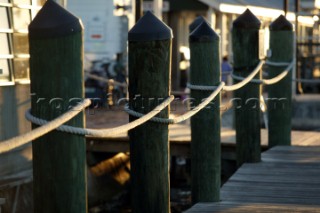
top-left (189, 21), bottom-right (221, 203)
top-left (189, 16), bottom-right (208, 33)
top-left (232, 9), bottom-right (261, 166)
top-left (128, 12), bottom-right (172, 213)
top-left (29, 2), bottom-right (86, 213)
top-left (268, 15), bottom-right (293, 147)
top-left (128, 40), bottom-right (171, 213)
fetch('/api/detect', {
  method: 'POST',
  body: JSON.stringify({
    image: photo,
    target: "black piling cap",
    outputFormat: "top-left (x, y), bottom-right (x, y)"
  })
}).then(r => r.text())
top-left (233, 9), bottom-right (261, 29)
top-left (189, 21), bottom-right (219, 43)
top-left (29, 0), bottom-right (82, 39)
top-left (128, 11), bottom-right (173, 41)
top-left (270, 15), bottom-right (293, 31)
top-left (189, 16), bottom-right (209, 33)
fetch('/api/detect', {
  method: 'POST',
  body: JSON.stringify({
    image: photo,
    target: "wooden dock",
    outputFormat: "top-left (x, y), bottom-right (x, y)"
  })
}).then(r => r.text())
top-left (185, 146), bottom-right (320, 212)
top-left (86, 124), bottom-right (320, 157)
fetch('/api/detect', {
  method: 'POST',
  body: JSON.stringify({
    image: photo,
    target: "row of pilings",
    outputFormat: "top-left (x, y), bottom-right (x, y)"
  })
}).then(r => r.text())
top-left (28, 1), bottom-right (293, 212)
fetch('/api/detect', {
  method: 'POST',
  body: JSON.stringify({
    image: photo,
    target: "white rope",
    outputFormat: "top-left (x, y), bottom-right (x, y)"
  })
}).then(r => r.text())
top-left (265, 60), bottom-right (291, 66)
top-left (187, 60), bottom-right (294, 91)
top-left (293, 78), bottom-right (320, 84)
top-left (85, 72), bottom-right (127, 87)
top-left (173, 82), bottom-right (224, 123)
top-left (126, 82), bottom-right (225, 124)
top-left (125, 106), bottom-right (174, 124)
top-left (231, 60), bottom-right (294, 85)
top-left (187, 61), bottom-right (264, 92)
top-left (187, 83), bottom-right (218, 91)
top-left (262, 60), bottom-right (294, 85)
top-left (224, 60), bottom-right (264, 91)
top-left (0, 99), bottom-right (91, 154)
top-left (26, 96), bottom-right (174, 137)
top-left (1, 59), bottom-right (298, 152)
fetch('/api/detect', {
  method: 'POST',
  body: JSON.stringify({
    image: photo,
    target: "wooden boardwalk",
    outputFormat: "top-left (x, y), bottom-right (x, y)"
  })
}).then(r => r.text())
top-left (86, 124), bottom-right (320, 156)
top-left (185, 146), bottom-right (320, 212)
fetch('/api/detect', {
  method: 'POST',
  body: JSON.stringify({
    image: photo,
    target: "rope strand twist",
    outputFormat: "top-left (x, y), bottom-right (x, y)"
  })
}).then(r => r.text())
top-left (0, 99), bottom-right (91, 154)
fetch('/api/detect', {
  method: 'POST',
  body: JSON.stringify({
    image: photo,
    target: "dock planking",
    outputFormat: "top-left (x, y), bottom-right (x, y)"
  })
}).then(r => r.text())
top-left (86, 124), bottom-right (320, 156)
top-left (185, 202), bottom-right (320, 213)
top-left (184, 146), bottom-right (320, 212)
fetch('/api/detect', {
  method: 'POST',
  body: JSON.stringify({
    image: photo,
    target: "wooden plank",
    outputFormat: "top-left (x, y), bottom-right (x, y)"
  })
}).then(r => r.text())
top-left (219, 195), bottom-right (320, 205)
top-left (222, 187), bottom-right (320, 198)
top-left (262, 146), bottom-right (320, 163)
top-left (185, 202), bottom-right (320, 212)
top-left (86, 128), bottom-right (320, 156)
top-left (224, 181), bottom-right (320, 191)
top-left (86, 126), bottom-right (235, 156)
top-left (186, 146), bottom-right (320, 212)
top-left (239, 161), bottom-right (320, 170)
top-left (262, 156), bottom-right (320, 163)
top-left (229, 174), bottom-right (320, 184)
top-left (222, 146), bottom-right (320, 203)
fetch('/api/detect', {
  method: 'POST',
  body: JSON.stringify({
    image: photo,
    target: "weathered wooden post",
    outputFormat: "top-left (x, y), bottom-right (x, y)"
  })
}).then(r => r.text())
top-left (128, 11), bottom-right (172, 213)
top-left (268, 15), bottom-right (293, 147)
top-left (189, 21), bottom-right (221, 203)
top-left (29, 1), bottom-right (86, 212)
top-left (232, 9), bottom-right (262, 166)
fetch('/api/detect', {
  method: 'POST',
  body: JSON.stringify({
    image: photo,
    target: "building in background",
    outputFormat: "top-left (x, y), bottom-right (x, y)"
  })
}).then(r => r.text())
top-left (0, 0), bottom-right (45, 85)
top-left (0, 1), bottom-right (45, 212)
top-left (1, 0), bottom-right (320, 211)
top-left (148, 0), bottom-right (320, 91)
top-left (2, 1), bottom-right (320, 94)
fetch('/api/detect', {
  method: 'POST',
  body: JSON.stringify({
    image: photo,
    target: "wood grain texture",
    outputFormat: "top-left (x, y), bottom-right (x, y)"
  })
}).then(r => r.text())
top-left (185, 146), bottom-right (320, 212)
top-left (86, 128), bottom-right (320, 156)
top-left (232, 11), bottom-right (262, 166)
top-left (29, 28), bottom-right (86, 213)
top-left (128, 39), bottom-right (171, 213)
top-left (189, 23), bottom-right (221, 203)
top-left (268, 16), bottom-right (294, 147)
top-left (185, 202), bottom-right (320, 212)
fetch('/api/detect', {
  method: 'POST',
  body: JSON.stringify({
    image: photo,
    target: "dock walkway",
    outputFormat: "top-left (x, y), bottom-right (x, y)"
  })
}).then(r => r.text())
top-left (86, 124), bottom-right (320, 156)
top-left (185, 146), bottom-right (320, 212)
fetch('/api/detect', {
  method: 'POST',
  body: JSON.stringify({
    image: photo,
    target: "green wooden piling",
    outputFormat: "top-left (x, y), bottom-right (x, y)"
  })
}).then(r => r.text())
top-left (189, 21), bottom-right (221, 203)
top-left (189, 16), bottom-right (208, 33)
top-left (29, 1), bottom-right (86, 213)
top-left (232, 9), bottom-right (262, 166)
top-left (128, 11), bottom-right (172, 213)
top-left (268, 15), bottom-right (293, 147)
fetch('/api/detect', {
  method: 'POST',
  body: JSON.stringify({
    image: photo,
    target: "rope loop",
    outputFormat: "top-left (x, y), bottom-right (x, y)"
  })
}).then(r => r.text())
top-left (26, 96), bottom-right (175, 137)
top-left (229, 60), bottom-right (294, 86)
top-left (0, 99), bottom-right (91, 154)
top-left (0, 58), bottom-right (296, 154)
top-left (224, 60), bottom-right (264, 91)
top-left (125, 106), bottom-right (174, 124)
top-left (127, 82), bottom-right (225, 124)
